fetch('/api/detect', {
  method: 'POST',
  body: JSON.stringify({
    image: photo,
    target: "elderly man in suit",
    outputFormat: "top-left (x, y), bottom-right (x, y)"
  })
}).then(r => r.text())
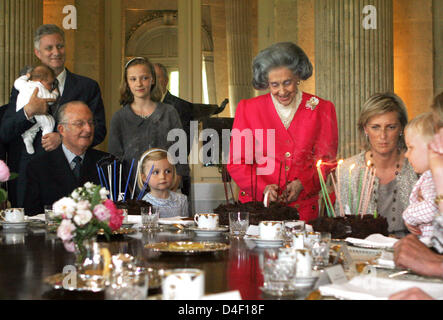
top-left (24, 101), bottom-right (108, 216)
top-left (0, 24), bottom-right (106, 207)
top-left (153, 63), bottom-right (193, 197)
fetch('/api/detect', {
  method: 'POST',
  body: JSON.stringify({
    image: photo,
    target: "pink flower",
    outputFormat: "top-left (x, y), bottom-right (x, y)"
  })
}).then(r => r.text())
top-left (93, 204), bottom-right (111, 222)
top-left (0, 160), bottom-right (10, 182)
top-left (57, 219), bottom-right (76, 241)
top-left (63, 241), bottom-right (76, 253)
top-left (104, 199), bottom-right (123, 231)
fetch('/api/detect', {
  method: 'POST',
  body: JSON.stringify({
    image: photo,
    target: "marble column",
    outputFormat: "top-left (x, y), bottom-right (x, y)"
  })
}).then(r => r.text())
top-left (433, 0), bottom-right (443, 95)
top-left (315, 0), bottom-right (393, 158)
top-left (0, 0), bottom-right (43, 105)
top-left (225, 0), bottom-right (254, 116)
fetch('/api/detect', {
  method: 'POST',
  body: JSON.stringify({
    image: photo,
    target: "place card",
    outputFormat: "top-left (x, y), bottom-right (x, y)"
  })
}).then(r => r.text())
top-left (324, 264), bottom-right (348, 284)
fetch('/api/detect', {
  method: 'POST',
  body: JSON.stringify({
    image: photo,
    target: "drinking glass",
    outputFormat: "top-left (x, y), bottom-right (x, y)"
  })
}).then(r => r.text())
top-left (229, 211), bottom-right (249, 237)
top-left (141, 206), bottom-right (159, 230)
top-left (44, 205), bottom-right (58, 232)
top-left (311, 232), bottom-right (331, 268)
top-left (283, 220), bottom-right (305, 240)
top-left (262, 249), bottom-right (296, 293)
top-left (105, 268), bottom-right (149, 300)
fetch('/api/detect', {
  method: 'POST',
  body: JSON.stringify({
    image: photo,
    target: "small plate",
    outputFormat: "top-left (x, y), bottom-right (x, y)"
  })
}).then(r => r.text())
top-left (293, 276), bottom-right (318, 288)
top-left (121, 223), bottom-right (135, 228)
top-left (158, 218), bottom-right (195, 226)
top-left (0, 221), bottom-right (29, 230)
top-left (145, 241), bottom-right (230, 255)
top-left (188, 226), bottom-right (228, 237)
top-left (246, 236), bottom-right (284, 248)
top-left (259, 286), bottom-right (297, 296)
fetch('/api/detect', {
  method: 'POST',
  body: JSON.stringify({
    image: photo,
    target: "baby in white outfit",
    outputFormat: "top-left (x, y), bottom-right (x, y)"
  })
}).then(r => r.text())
top-left (14, 65), bottom-right (59, 154)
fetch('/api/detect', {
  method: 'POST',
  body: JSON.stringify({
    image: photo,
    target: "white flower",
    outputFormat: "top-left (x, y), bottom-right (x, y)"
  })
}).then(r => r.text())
top-left (77, 200), bottom-right (91, 211)
top-left (99, 188), bottom-right (109, 200)
top-left (73, 209), bottom-right (93, 226)
top-left (53, 197), bottom-right (77, 219)
top-left (71, 190), bottom-right (80, 200)
top-left (57, 219), bottom-right (76, 241)
top-left (84, 182), bottom-right (94, 190)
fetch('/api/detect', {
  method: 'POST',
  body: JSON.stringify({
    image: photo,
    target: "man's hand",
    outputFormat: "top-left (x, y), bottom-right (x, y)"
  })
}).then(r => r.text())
top-left (393, 234), bottom-right (443, 277)
top-left (389, 287), bottom-right (434, 300)
top-left (23, 88), bottom-right (56, 118)
top-left (41, 132), bottom-right (62, 151)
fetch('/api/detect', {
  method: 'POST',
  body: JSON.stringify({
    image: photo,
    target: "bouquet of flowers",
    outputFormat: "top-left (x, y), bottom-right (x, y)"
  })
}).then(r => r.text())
top-left (0, 160), bottom-right (18, 204)
top-left (53, 182), bottom-right (124, 260)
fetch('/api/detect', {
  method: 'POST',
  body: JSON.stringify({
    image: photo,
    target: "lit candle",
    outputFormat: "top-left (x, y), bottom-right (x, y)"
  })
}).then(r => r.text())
top-left (337, 159), bottom-right (344, 216)
top-left (317, 160), bottom-right (335, 217)
top-left (357, 160), bottom-right (371, 216)
top-left (363, 167), bottom-right (376, 216)
top-left (348, 164), bottom-right (355, 214)
top-left (316, 160), bottom-right (330, 217)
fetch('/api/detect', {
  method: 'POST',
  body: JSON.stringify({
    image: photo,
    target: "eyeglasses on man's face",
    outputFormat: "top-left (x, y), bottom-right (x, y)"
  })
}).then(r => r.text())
top-left (60, 119), bottom-right (96, 129)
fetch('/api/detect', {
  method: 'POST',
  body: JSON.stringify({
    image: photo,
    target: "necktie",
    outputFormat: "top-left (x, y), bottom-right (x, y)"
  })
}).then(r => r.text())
top-left (72, 156), bottom-right (82, 179)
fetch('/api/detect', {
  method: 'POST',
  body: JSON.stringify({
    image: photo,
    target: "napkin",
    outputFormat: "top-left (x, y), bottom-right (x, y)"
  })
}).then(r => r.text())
top-left (319, 275), bottom-right (443, 300)
top-left (345, 233), bottom-right (399, 249)
top-left (29, 214), bottom-right (45, 221)
top-left (375, 251), bottom-right (395, 269)
top-left (246, 225), bottom-right (259, 236)
top-left (158, 216), bottom-right (195, 226)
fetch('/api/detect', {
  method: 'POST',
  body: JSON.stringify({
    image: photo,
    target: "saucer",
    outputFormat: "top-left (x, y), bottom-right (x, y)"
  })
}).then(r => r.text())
top-left (246, 235), bottom-right (284, 248)
top-left (0, 220), bottom-right (29, 230)
top-left (259, 286), bottom-right (297, 297)
top-left (188, 226), bottom-right (228, 237)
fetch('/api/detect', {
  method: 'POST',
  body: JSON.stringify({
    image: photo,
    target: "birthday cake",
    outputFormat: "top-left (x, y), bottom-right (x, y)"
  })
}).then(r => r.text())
top-left (115, 199), bottom-right (152, 216)
top-left (214, 201), bottom-right (299, 226)
top-left (308, 215), bottom-right (389, 239)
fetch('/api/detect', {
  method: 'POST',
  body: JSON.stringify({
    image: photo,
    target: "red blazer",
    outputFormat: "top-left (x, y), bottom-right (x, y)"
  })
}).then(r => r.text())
top-left (227, 92), bottom-right (338, 221)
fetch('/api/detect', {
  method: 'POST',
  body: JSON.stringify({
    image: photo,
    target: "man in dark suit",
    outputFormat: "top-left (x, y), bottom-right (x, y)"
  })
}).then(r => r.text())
top-left (24, 101), bottom-right (108, 216)
top-left (153, 63), bottom-right (193, 197)
top-left (0, 24), bottom-right (106, 207)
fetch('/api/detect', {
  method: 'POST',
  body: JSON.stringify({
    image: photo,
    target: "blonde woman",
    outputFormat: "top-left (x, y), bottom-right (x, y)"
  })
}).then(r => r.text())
top-left (335, 93), bottom-right (418, 236)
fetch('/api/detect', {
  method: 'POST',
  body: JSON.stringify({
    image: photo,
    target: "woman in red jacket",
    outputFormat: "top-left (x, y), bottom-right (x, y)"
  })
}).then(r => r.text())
top-left (227, 42), bottom-right (338, 222)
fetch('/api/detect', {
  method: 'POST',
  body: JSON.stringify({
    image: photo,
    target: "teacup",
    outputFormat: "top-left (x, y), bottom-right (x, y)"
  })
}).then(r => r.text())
top-left (259, 221), bottom-right (283, 240)
top-left (162, 268), bottom-right (205, 300)
top-left (1, 208), bottom-right (25, 223)
top-left (194, 213), bottom-right (219, 230)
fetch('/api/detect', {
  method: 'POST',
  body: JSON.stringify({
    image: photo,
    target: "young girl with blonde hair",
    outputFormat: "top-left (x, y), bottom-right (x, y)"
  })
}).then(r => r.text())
top-left (137, 148), bottom-right (189, 218)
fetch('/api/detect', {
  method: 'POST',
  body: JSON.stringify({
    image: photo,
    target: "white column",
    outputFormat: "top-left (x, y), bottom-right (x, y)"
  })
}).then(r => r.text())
top-left (225, 0), bottom-right (254, 116)
top-left (0, 0), bottom-right (42, 105)
top-left (178, 0), bottom-right (202, 103)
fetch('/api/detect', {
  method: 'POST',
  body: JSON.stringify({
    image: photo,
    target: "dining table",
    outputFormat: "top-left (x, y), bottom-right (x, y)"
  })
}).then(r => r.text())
top-left (1, 219), bottom-right (442, 301)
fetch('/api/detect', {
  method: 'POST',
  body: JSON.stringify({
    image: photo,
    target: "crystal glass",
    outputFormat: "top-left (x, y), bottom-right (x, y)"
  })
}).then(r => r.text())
top-left (283, 220), bottom-right (305, 240)
top-left (141, 206), bottom-right (159, 229)
top-left (311, 232), bottom-right (331, 268)
top-left (262, 249), bottom-right (296, 292)
top-left (44, 205), bottom-right (58, 232)
top-left (229, 211), bottom-right (249, 237)
top-left (105, 268), bottom-right (149, 300)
